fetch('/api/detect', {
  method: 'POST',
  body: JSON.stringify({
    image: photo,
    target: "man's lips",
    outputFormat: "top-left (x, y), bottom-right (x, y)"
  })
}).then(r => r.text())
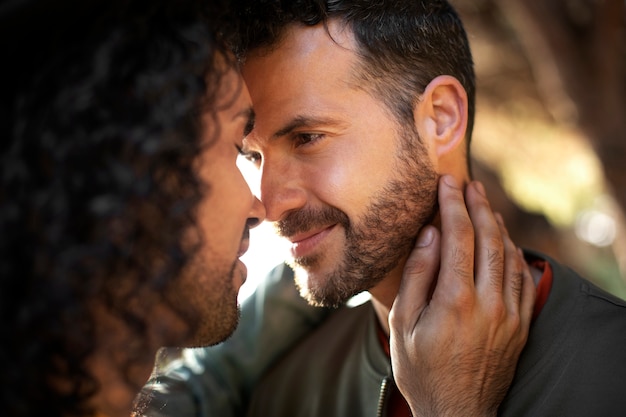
top-left (237, 228), bottom-right (250, 257)
top-left (288, 225), bottom-right (336, 258)
top-left (237, 238), bottom-right (250, 257)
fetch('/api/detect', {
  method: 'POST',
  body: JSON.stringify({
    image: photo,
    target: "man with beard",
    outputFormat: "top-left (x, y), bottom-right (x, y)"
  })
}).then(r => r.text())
top-left (143, 1), bottom-right (626, 416)
top-left (141, 1), bottom-right (534, 416)
top-left (231, 4), bottom-right (533, 416)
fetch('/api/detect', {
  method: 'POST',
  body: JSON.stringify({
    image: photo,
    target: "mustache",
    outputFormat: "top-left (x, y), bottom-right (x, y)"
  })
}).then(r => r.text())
top-left (276, 206), bottom-right (350, 238)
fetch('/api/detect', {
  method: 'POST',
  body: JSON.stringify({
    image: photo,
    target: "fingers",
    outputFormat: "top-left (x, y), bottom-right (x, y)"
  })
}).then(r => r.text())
top-left (442, 175), bottom-right (535, 330)
top-left (391, 226), bottom-right (441, 328)
top-left (518, 247), bottom-right (536, 335)
top-left (493, 213), bottom-right (524, 311)
top-left (390, 176), bottom-right (534, 417)
top-left (467, 180), bottom-right (535, 342)
top-left (436, 176), bottom-right (476, 304)
top-left (465, 181), bottom-right (504, 298)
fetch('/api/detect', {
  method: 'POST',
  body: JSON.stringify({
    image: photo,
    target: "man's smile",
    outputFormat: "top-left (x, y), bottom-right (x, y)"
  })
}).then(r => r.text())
top-left (288, 224), bottom-right (337, 258)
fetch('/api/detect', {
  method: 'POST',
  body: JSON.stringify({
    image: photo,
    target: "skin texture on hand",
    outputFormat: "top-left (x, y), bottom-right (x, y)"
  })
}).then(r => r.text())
top-left (388, 175), bottom-right (535, 417)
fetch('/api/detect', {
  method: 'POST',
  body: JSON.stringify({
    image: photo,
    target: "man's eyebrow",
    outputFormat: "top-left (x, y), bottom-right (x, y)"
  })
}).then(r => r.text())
top-left (272, 115), bottom-right (346, 139)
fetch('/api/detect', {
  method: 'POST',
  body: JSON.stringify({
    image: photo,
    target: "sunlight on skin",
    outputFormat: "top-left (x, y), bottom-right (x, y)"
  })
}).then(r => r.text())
top-left (236, 155), bottom-right (287, 301)
top-left (237, 156), bottom-right (371, 306)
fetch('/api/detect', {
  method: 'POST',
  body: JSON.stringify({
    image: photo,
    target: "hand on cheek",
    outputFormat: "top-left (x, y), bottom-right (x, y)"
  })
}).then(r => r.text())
top-left (388, 175), bottom-right (535, 417)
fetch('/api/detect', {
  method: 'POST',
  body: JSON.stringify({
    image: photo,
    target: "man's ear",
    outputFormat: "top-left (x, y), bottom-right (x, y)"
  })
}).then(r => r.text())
top-left (414, 75), bottom-right (468, 159)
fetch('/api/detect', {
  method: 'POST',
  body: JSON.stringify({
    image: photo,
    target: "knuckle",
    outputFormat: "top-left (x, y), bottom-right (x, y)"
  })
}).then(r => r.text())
top-left (404, 256), bottom-right (431, 279)
top-left (509, 271), bottom-right (524, 300)
top-left (451, 247), bottom-right (474, 280)
top-left (448, 247), bottom-right (476, 310)
top-left (388, 308), bottom-right (402, 328)
top-left (486, 236), bottom-right (504, 255)
top-left (487, 247), bottom-right (504, 288)
top-left (518, 320), bottom-right (530, 344)
top-left (510, 315), bottom-right (528, 348)
top-left (507, 309), bottom-right (522, 331)
top-left (389, 300), bottom-right (415, 329)
top-left (447, 285), bottom-right (475, 313)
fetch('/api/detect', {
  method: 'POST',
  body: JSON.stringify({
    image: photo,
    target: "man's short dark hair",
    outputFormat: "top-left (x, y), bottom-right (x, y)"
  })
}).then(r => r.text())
top-left (233, 0), bottom-right (475, 148)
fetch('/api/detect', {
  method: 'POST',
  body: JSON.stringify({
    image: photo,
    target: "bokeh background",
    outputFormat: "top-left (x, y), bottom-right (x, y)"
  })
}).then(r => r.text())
top-left (240, 0), bottom-right (626, 301)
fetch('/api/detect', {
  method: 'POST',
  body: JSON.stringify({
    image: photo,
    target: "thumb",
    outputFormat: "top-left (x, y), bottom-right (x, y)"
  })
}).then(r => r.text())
top-left (391, 226), bottom-right (441, 328)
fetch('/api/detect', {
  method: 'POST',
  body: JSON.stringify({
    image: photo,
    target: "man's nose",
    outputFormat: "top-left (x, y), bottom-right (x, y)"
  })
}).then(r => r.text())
top-left (246, 197), bottom-right (265, 229)
top-left (259, 157), bottom-right (306, 222)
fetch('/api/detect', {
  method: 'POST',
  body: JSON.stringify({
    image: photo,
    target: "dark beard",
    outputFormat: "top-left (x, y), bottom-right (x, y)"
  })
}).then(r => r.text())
top-left (278, 142), bottom-right (439, 307)
top-left (162, 253), bottom-right (241, 348)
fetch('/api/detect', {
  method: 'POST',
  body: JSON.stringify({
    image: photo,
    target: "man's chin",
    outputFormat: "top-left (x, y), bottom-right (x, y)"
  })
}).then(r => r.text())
top-left (292, 268), bottom-right (356, 308)
top-left (183, 304), bottom-right (241, 348)
top-left (290, 263), bottom-right (323, 304)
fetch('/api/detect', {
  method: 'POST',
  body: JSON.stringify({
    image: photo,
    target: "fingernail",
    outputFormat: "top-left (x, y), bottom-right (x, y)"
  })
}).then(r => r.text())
top-left (473, 181), bottom-right (486, 197)
top-left (417, 227), bottom-right (434, 247)
top-left (442, 175), bottom-right (458, 188)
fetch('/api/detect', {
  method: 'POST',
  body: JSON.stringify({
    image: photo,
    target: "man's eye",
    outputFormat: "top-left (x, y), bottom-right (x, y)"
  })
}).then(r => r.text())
top-left (293, 133), bottom-right (324, 147)
top-left (236, 145), bottom-right (262, 165)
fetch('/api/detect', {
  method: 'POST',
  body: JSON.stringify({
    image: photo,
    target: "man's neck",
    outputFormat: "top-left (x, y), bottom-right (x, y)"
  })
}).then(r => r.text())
top-left (368, 258), bottom-right (407, 336)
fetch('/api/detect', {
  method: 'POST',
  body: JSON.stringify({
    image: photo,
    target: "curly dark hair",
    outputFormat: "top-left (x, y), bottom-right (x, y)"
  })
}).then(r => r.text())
top-left (232, 0), bottom-right (475, 161)
top-left (0, 0), bottom-right (237, 415)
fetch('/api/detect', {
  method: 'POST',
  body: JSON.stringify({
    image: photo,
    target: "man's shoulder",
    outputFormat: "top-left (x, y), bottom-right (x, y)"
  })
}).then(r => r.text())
top-left (503, 251), bottom-right (626, 416)
top-left (534, 249), bottom-right (626, 308)
top-left (531, 249), bottom-right (626, 311)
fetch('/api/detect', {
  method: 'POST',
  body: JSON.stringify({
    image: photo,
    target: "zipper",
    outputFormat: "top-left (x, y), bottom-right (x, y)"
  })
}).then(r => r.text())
top-left (377, 376), bottom-right (393, 417)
